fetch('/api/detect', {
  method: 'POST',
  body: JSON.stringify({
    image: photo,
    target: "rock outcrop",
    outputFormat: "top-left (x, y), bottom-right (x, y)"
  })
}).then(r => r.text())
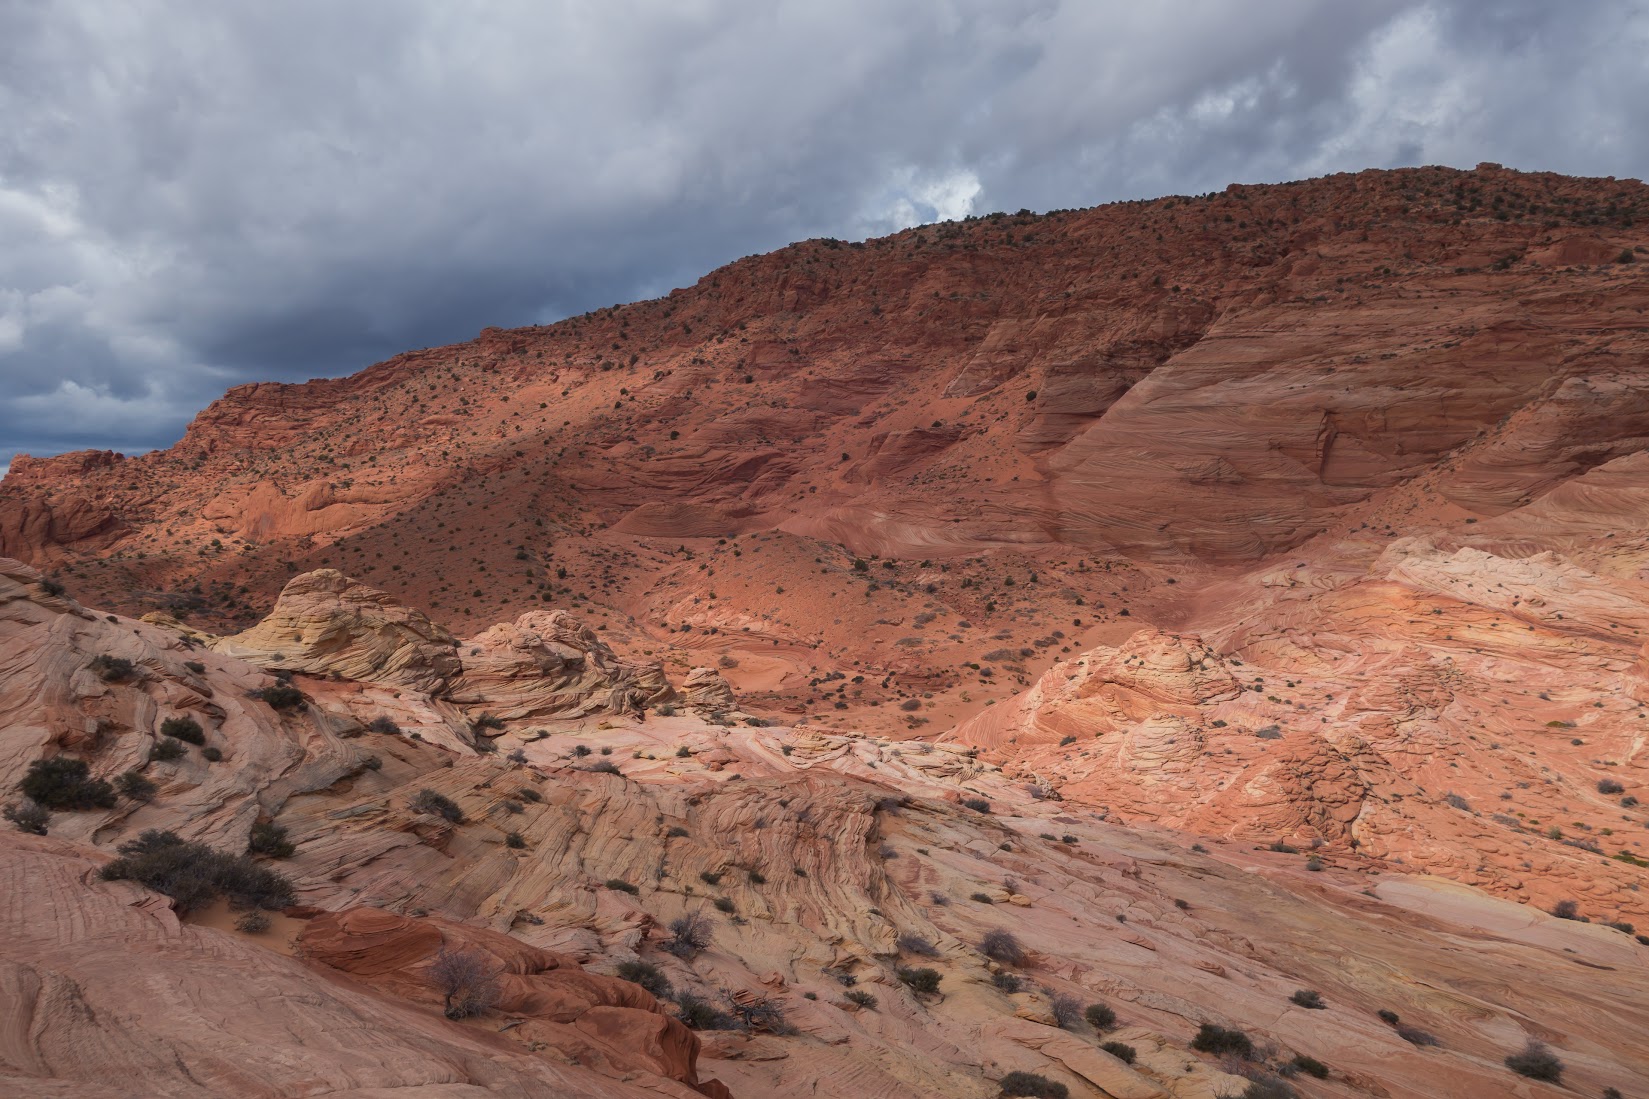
top-left (210, 569), bottom-right (462, 692)
top-left (452, 610), bottom-right (675, 719)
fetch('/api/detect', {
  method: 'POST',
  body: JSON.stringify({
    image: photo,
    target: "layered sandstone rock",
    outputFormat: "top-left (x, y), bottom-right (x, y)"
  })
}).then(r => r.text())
top-left (451, 610), bottom-right (675, 719)
top-left (209, 569), bottom-right (463, 692)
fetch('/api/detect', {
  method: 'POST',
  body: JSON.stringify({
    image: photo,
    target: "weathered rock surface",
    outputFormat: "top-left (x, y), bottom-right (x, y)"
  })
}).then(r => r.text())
top-left (210, 569), bottom-right (463, 692)
top-left (452, 611), bottom-right (675, 719)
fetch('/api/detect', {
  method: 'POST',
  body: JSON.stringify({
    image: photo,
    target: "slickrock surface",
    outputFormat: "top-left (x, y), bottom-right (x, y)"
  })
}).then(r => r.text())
top-left (2, 558), bottom-right (1646, 1097)
top-left (4, 165), bottom-right (1649, 1097)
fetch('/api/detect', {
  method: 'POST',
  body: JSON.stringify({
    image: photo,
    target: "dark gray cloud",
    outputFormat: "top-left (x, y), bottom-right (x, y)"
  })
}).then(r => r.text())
top-left (3, 0), bottom-right (1646, 471)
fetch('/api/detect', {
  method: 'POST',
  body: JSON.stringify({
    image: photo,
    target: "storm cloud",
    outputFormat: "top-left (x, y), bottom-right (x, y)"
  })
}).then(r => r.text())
top-left (2, 0), bottom-right (1646, 469)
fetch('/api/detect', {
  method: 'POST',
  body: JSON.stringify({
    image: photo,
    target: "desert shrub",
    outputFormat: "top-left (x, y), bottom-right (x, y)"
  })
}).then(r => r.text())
top-left (1191, 1023), bottom-right (1253, 1058)
top-left (410, 789), bottom-right (465, 823)
top-left (253, 683), bottom-right (305, 710)
top-left (899, 698), bottom-right (921, 711)
top-left (573, 744), bottom-right (592, 757)
top-left (699, 870), bottom-right (724, 885)
top-left (981, 928), bottom-right (1026, 965)
top-left (506, 747), bottom-right (527, 764)
top-left (1442, 791), bottom-right (1470, 811)
top-left (615, 960), bottom-right (672, 999)
top-left (845, 988), bottom-right (878, 1009)
top-left (655, 703), bottom-right (677, 717)
top-left (1377, 1009), bottom-right (1400, 1025)
top-left (997, 1070), bottom-right (1067, 1098)
top-left (971, 892), bottom-right (995, 904)
top-left (675, 992), bottom-right (733, 1030)
top-left (1289, 989), bottom-right (1326, 1009)
top-left (100, 830), bottom-right (295, 912)
top-left (149, 738), bottom-right (187, 762)
top-left (115, 770), bottom-right (157, 801)
top-left (183, 660), bottom-right (206, 674)
top-left (1100, 1041), bottom-right (1136, 1064)
top-left (586, 760), bottom-right (622, 775)
top-left (897, 932), bottom-right (939, 956)
top-left (505, 831), bottom-right (526, 849)
top-left (961, 797), bottom-right (992, 813)
top-left (429, 946), bottom-right (501, 1019)
top-left (4, 800), bottom-right (50, 834)
top-left (160, 716), bottom-right (205, 744)
top-left (1291, 1054), bottom-right (1329, 1078)
top-left (472, 712), bottom-right (504, 731)
top-left (516, 787), bottom-right (543, 803)
top-left (1396, 1025), bottom-right (1439, 1047)
top-left (605, 878), bottom-right (639, 894)
top-left (201, 746), bottom-right (222, 762)
top-left (1085, 1002), bottom-right (1117, 1030)
top-left (1551, 899), bottom-right (1580, 919)
top-left (20, 757), bottom-right (116, 810)
top-left (1598, 778), bottom-right (1625, 794)
top-left (992, 971), bottom-right (1023, 993)
top-left (1239, 1076), bottom-right (1297, 1099)
top-left (664, 912), bottom-right (714, 958)
top-left (1504, 1040), bottom-right (1563, 1082)
top-left (248, 821), bottom-right (295, 858)
top-left (236, 911), bottom-right (271, 933)
top-left (368, 716), bottom-right (402, 734)
top-left (897, 967), bottom-right (942, 995)
top-left (730, 995), bottom-right (793, 1033)
top-left (712, 896), bottom-right (735, 914)
top-left (1049, 993), bottom-right (1083, 1029)
top-left (89, 654), bottom-right (136, 682)
top-left (747, 869), bottom-right (766, 884)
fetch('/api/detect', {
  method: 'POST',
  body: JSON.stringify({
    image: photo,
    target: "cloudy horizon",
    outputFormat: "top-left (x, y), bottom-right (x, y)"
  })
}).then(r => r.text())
top-left (3, 0), bottom-right (1647, 473)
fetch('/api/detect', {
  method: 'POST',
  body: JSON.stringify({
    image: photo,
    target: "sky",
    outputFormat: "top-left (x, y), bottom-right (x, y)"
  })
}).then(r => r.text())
top-left (2, 0), bottom-right (1647, 473)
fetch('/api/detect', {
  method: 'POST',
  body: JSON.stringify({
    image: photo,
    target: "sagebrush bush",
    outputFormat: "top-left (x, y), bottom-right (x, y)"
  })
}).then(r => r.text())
top-left (254, 683), bottom-right (304, 710)
top-left (4, 800), bottom-right (50, 834)
top-left (897, 932), bottom-right (939, 956)
top-left (410, 789), bottom-right (464, 823)
top-left (115, 771), bottom-right (156, 801)
top-left (1289, 989), bottom-right (1326, 1009)
top-left (1504, 1040), bottom-right (1563, 1082)
top-left (675, 992), bottom-right (733, 1030)
top-left (1291, 1054), bottom-right (1329, 1078)
top-left (1192, 1023), bottom-right (1253, 1058)
top-left (1100, 1041), bottom-right (1136, 1064)
top-left (897, 966), bottom-right (942, 995)
top-left (89, 654), bottom-right (136, 682)
top-left (149, 738), bottom-right (187, 762)
top-left (160, 716), bottom-right (205, 744)
top-left (664, 912), bottom-right (713, 958)
top-left (845, 988), bottom-right (878, 1009)
top-left (997, 1070), bottom-right (1067, 1098)
top-left (100, 830), bottom-right (295, 913)
top-left (236, 911), bottom-right (272, 934)
top-left (605, 879), bottom-right (639, 894)
top-left (20, 757), bottom-right (116, 810)
top-left (1085, 1002), bottom-right (1116, 1030)
top-left (429, 946), bottom-right (501, 1019)
top-left (248, 821), bottom-right (296, 858)
top-left (981, 928), bottom-right (1026, 965)
top-left (1049, 993), bottom-right (1082, 1029)
top-left (615, 959), bottom-right (672, 999)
